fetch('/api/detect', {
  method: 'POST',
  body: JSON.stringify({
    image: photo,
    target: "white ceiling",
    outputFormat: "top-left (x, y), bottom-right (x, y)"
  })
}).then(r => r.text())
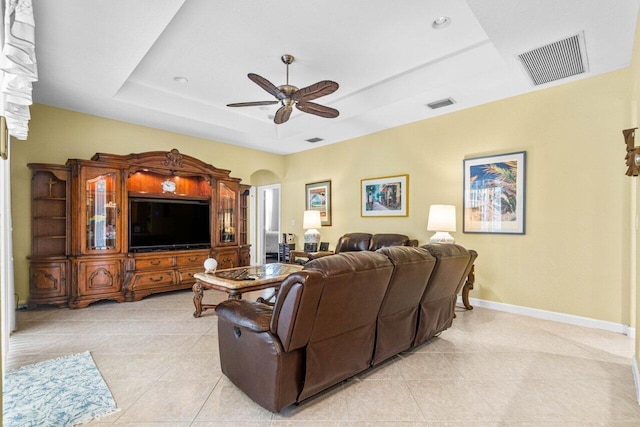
top-left (32, 0), bottom-right (640, 155)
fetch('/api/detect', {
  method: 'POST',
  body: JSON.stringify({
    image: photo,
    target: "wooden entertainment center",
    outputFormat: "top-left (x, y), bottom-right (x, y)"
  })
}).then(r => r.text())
top-left (27, 149), bottom-right (250, 308)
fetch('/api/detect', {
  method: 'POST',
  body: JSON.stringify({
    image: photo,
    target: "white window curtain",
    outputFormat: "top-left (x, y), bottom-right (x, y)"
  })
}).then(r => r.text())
top-left (1, 0), bottom-right (37, 140)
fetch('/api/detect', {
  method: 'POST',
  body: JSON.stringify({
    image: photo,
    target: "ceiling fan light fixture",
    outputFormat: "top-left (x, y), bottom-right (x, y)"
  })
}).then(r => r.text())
top-left (432, 16), bottom-right (451, 29)
top-left (227, 54), bottom-right (339, 124)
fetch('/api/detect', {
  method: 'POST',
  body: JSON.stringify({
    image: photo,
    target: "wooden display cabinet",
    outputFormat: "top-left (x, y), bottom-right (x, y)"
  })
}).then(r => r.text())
top-left (27, 164), bottom-right (71, 307)
top-left (28, 149), bottom-right (251, 308)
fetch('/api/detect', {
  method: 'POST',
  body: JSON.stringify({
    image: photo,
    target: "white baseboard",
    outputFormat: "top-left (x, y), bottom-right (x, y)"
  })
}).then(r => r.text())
top-left (633, 355), bottom-right (640, 405)
top-left (458, 296), bottom-right (634, 337)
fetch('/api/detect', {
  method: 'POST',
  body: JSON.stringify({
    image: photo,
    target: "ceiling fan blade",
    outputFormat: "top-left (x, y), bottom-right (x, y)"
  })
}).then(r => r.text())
top-left (248, 73), bottom-right (286, 100)
top-left (296, 101), bottom-right (339, 118)
top-left (274, 106), bottom-right (292, 124)
top-left (292, 80), bottom-right (339, 102)
top-left (227, 101), bottom-right (279, 107)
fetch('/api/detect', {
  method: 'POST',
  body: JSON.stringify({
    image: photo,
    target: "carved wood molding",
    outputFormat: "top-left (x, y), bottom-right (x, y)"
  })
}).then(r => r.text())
top-left (623, 128), bottom-right (640, 177)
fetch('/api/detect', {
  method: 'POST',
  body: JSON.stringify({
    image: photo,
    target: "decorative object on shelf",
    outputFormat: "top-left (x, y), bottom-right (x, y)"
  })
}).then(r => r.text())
top-left (463, 151), bottom-right (526, 234)
top-left (204, 257), bottom-right (218, 273)
top-left (227, 54), bottom-right (339, 125)
top-left (303, 210), bottom-right (322, 245)
top-left (361, 174), bottom-right (408, 217)
top-left (161, 179), bottom-right (176, 193)
top-left (623, 128), bottom-right (640, 176)
top-left (305, 180), bottom-right (332, 226)
top-left (427, 204), bottom-right (456, 243)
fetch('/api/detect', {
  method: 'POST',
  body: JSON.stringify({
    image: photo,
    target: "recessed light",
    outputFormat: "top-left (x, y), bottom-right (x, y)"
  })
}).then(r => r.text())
top-left (432, 16), bottom-right (451, 29)
top-left (173, 76), bottom-right (188, 84)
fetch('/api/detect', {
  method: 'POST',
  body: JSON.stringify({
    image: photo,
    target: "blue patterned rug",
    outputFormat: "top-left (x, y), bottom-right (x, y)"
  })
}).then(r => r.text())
top-left (3, 351), bottom-right (118, 426)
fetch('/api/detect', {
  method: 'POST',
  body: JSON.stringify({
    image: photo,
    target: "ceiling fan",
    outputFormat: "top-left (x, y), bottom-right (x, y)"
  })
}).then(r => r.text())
top-left (227, 54), bottom-right (339, 125)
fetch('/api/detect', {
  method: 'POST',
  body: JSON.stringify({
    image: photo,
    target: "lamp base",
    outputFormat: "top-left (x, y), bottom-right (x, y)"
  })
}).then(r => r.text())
top-left (304, 228), bottom-right (321, 245)
top-left (429, 231), bottom-right (454, 244)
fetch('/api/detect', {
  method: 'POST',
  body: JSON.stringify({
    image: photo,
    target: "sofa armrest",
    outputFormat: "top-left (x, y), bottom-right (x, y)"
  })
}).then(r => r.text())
top-left (215, 300), bottom-right (273, 333)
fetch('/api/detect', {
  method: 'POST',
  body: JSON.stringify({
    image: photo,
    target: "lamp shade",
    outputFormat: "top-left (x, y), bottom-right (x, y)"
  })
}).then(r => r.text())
top-left (427, 204), bottom-right (456, 232)
top-left (303, 210), bottom-right (322, 229)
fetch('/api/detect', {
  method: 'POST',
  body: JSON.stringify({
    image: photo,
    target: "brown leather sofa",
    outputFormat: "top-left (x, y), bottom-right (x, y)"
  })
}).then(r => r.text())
top-left (334, 232), bottom-right (418, 253)
top-left (215, 243), bottom-right (477, 412)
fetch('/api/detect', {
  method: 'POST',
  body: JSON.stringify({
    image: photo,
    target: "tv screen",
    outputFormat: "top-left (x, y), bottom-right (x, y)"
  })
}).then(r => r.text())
top-left (129, 198), bottom-right (211, 252)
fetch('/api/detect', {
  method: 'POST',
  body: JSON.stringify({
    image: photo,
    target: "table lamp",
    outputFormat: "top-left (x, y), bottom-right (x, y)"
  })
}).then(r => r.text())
top-left (303, 210), bottom-right (322, 247)
top-left (427, 204), bottom-right (456, 243)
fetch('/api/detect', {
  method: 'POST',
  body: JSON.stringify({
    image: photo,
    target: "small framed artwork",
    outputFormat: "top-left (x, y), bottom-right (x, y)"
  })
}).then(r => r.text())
top-left (361, 174), bottom-right (408, 217)
top-left (305, 180), bottom-right (332, 226)
top-left (463, 151), bottom-right (526, 234)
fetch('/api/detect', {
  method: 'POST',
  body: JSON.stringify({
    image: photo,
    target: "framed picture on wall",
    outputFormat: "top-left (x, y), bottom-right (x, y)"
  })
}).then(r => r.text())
top-left (305, 180), bottom-right (332, 226)
top-left (361, 174), bottom-right (408, 217)
top-left (463, 151), bottom-right (526, 234)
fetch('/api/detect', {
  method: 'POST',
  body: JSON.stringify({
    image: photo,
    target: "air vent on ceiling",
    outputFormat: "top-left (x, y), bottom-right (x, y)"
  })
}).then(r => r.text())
top-left (305, 137), bottom-right (323, 143)
top-left (517, 33), bottom-right (588, 86)
top-left (426, 98), bottom-right (455, 110)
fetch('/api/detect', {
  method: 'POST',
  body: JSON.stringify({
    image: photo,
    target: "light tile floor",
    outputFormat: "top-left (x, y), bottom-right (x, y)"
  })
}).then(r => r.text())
top-left (6, 289), bottom-right (640, 426)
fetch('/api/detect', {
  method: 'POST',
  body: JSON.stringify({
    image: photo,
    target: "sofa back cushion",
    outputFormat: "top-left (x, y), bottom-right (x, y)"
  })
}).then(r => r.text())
top-left (270, 270), bottom-right (325, 352)
top-left (372, 246), bottom-right (436, 365)
top-left (369, 233), bottom-right (411, 251)
top-left (334, 233), bottom-right (372, 253)
top-left (297, 251), bottom-right (393, 400)
top-left (414, 244), bottom-right (472, 345)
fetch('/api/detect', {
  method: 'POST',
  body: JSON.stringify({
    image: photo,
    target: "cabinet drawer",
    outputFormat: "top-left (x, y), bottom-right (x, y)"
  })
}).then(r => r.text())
top-left (177, 267), bottom-right (201, 284)
top-left (130, 270), bottom-right (176, 289)
top-left (134, 257), bottom-right (175, 270)
top-left (176, 254), bottom-right (208, 267)
top-left (215, 251), bottom-right (239, 270)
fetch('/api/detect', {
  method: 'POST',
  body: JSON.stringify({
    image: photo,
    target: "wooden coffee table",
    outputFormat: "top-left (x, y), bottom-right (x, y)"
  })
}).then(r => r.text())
top-left (192, 263), bottom-right (302, 317)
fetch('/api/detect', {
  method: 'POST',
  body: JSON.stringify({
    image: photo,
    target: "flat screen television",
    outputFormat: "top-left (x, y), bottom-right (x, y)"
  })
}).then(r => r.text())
top-left (129, 198), bottom-right (211, 252)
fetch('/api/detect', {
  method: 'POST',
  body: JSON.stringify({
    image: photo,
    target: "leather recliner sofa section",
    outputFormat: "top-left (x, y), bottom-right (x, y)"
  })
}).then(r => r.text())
top-left (334, 232), bottom-right (418, 253)
top-left (215, 244), bottom-right (476, 412)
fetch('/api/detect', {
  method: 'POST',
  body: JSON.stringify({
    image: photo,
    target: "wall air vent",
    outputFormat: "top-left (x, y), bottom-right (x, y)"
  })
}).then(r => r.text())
top-left (305, 137), bottom-right (323, 143)
top-left (517, 33), bottom-right (588, 86)
top-left (426, 98), bottom-right (455, 110)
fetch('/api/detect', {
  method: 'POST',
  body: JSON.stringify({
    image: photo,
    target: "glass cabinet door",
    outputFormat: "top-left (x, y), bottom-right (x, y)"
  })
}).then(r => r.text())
top-left (218, 181), bottom-right (237, 245)
top-left (84, 168), bottom-right (120, 253)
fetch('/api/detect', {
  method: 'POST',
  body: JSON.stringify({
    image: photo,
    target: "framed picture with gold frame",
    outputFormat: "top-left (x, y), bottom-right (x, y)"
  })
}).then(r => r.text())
top-left (361, 174), bottom-right (408, 217)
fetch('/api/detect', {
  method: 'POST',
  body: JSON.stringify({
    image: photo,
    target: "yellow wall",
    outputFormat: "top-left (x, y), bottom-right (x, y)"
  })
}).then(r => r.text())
top-left (10, 68), bottom-right (635, 326)
top-left (284, 69), bottom-right (633, 324)
top-left (10, 104), bottom-right (284, 304)
top-left (629, 12), bottom-right (640, 370)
